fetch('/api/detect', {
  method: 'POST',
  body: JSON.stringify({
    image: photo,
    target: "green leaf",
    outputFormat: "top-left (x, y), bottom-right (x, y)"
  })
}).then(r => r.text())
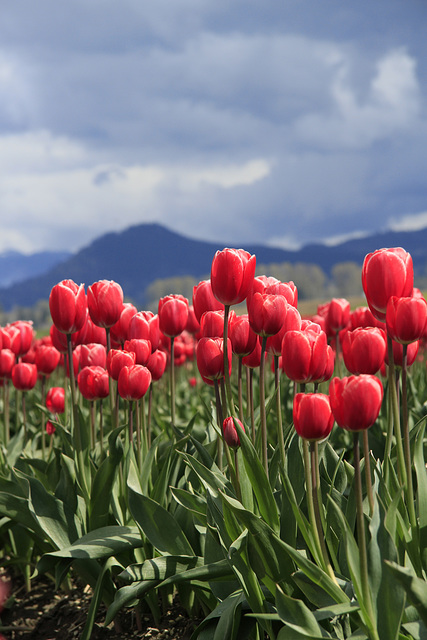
top-left (127, 461), bottom-right (194, 556)
top-left (385, 561), bottom-right (427, 625)
top-left (275, 584), bottom-right (331, 638)
top-left (89, 427), bottom-right (124, 530)
top-left (235, 421), bottom-right (280, 534)
top-left (414, 421), bottom-right (427, 565)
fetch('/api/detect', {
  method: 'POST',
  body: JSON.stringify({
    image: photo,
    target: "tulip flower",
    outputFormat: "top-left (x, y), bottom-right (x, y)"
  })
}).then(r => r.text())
top-left (248, 292), bottom-right (288, 338)
top-left (158, 295), bottom-right (189, 338)
top-left (341, 327), bottom-right (386, 375)
top-left (185, 305), bottom-right (200, 335)
top-left (385, 339), bottom-right (419, 368)
top-left (0, 349), bottom-right (15, 379)
top-left (11, 362), bottom-right (37, 391)
top-left (146, 349), bottom-right (167, 382)
top-left (281, 327), bottom-right (329, 384)
top-left (293, 393), bottom-right (334, 442)
top-left (87, 279), bottom-right (124, 329)
top-left (110, 302), bottom-right (137, 347)
top-left (128, 311), bottom-right (160, 352)
top-left (79, 343), bottom-right (107, 370)
top-left (329, 375), bottom-right (383, 432)
top-left (223, 416), bottom-right (245, 449)
top-left (77, 366), bottom-right (110, 401)
top-left (6, 321), bottom-right (35, 357)
top-left (196, 337), bottom-right (232, 382)
top-left (264, 280), bottom-right (298, 307)
top-left (362, 247), bottom-right (413, 322)
top-left (45, 387), bottom-right (65, 414)
top-left (118, 364), bottom-right (152, 401)
top-left (200, 310), bottom-right (235, 338)
top-left (124, 338), bottom-right (151, 366)
top-left (49, 279), bottom-right (87, 334)
top-left (107, 348), bottom-right (136, 381)
top-left (210, 248), bottom-right (256, 306)
top-left (192, 279), bottom-right (224, 323)
top-left (229, 314), bottom-right (258, 357)
top-left (386, 295), bottom-right (427, 344)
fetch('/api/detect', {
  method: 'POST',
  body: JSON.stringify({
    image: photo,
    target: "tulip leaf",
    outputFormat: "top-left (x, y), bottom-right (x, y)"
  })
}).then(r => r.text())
top-left (127, 460), bottom-right (194, 556)
top-left (275, 584), bottom-right (332, 638)
top-left (414, 421), bottom-right (427, 561)
top-left (234, 421), bottom-right (280, 534)
top-left (89, 428), bottom-right (123, 530)
top-left (385, 561), bottom-right (427, 625)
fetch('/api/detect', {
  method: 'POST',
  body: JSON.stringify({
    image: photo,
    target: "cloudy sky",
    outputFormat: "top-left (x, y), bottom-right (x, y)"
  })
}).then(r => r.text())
top-left (1, 0), bottom-right (426, 255)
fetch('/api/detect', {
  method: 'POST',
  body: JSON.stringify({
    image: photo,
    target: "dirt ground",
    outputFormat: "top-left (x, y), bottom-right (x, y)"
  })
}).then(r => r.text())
top-left (1, 573), bottom-right (203, 640)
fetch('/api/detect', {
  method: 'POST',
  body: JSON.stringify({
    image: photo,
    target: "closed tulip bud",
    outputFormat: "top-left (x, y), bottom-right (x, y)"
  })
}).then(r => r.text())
top-left (185, 306), bottom-right (200, 334)
top-left (7, 321), bottom-right (35, 357)
top-left (223, 416), bottom-right (245, 449)
top-left (77, 366), bottom-right (110, 400)
top-left (265, 280), bottom-right (298, 308)
top-left (80, 343), bottom-right (107, 369)
top-left (318, 298), bottom-right (350, 337)
top-left (124, 338), bottom-right (151, 366)
top-left (248, 292), bottom-right (288, 337)
top-left (128, 311), bottom-right (160, 352)
top-left (0, 349), bottom-right (16, 378)
top-left (200, 310), bottom-right (234, 338)
top-left (35, 345), bottom-right (61, 376)
top-left (329, 375), bottom-right (383, 431)
top-left (386, 295), bottom-right (427, 344)
top-left (49, 279), bottom-right (87, 334)
top-left (229, 314), bottom-right (258, 357)
top-left (211, 248), bottom-right (256, 306)
top-left (118, 364), bottom-right (152, 400)
top-left (110, 303), bottom-right (137, 346)
top-left (341, 327), bottom-right (386, 375)
top-left (87, 279), bottom-right (124, 328)
top-left (362, 247), bottom-right (413, 321)
top-left (293, 393), bottom-right (334, 441)
top-left (266, 304), bottom-right (302, 356)
top-left (192, 280), bottom-right (224, 323)
top-left (107, 348), bottom-right (136, 380)
top-left (11, 362), bottom-right (38, 391)
top-left (46, 420), bottom-right (56, 435)
top-left (318, 345), bottom-right (335, 383)
top-left (246, 275), bottom-right (280, 308)
top-left (281, 327), bottom-right (328, 383)
top-left (196, 337), bottom-right (232, 381)
top-left (79, 315), bottom-right (107, 346)
top-left (146, 349), bottom-right (168, 381)
top-left (45, 386), bottom-right (65, 414)
top-left (158, 295), bottom-right (189, 337)
top-left (242, 338), bottom-right (263, 369)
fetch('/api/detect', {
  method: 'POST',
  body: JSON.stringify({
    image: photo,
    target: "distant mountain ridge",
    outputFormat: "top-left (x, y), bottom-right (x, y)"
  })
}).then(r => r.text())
top-left (0, 222), bottom-right (426, 311)
top-left (0, 250), bottom-right (71, 289)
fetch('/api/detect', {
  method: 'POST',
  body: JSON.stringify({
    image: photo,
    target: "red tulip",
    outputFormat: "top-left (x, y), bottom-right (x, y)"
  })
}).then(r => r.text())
top-left (45, 387), bottom-right (65, 414)
top-left (318, 298), bottom-right (350, 337)
top-left (124, 338), bottom-right (151, 366)
top-left (158, 295), bottom-right (189, 337)
top-left (196, 337), bottom-right (232, 381)
top-left (341, 327), bottom-right (387, 375)
top-left (192, 280), bottom-right (224, 323)
top-left (87, 279), bottom-right (124, 328)
top-left (200, 310), bottom-right (235, 338)
top-left (6, 321), bottom-right (35, 357)
top-left (281, 327), bottom-right (329, 383)
top-left (266, 304), bottom-right (302, 356)
top-left (329, 375), bottom-right (383, 431)
top-left (386, 295), bottom-right (427, 344)
top-left (146, 349), bottom-right (168, 381)
top-left (264, 281), bottom-right (298, 307)
top-left (229, 314), bottom-right (258, 357)
top-left (0, 349), bottom-right (16, 378)
top-left (128, 311), bottom-right (160, 352)
top-left (210, 248), bottom-right (256, 306)
top-left (242, 338), bottom-right (263, 369)
top-left (49, 279), bottom-right (87, 334)
top-left (11, 362), bottom-right (38, 391)
top-left (362, 247), bottom-right (413, 321)
top-left (185, 305), bottom-right (200, 334)
top-left (248, 292), bottom-right (288, 337)
top-left (223, 416), bottom-right (245, 449)
top-left (107, 348), bottom-right (136, 380)
top-left (110, 303), bottom-right (137, 346)
top-left (293, 393), bottom-right (334, 441)
top-left (46, 420), bottom-right (56, 435)
top-left (35, 345), bottom-right (61, 376)
top-left (80, 343), bottom-right (107, 369)
top-left (77, 366), bottom-right (110, 401)
top-left (118, 364), bottom-right (152, 400)
top-left (385, 339), bottom-right (419, 368)
top-left (79, 314), bottom-right (107, 346)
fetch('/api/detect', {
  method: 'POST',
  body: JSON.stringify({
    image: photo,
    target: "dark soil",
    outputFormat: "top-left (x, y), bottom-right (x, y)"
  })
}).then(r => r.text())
top-left (1, 573), bottom-right (203, 640)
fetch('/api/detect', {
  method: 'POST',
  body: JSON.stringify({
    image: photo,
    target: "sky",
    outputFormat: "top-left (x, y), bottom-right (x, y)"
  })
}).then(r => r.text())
top-left (1, 0), bottom-right (427, 255)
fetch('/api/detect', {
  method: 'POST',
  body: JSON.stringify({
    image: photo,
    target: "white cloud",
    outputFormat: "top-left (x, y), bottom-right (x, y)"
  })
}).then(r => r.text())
top-left (389, 211), bottom-right (427, 233)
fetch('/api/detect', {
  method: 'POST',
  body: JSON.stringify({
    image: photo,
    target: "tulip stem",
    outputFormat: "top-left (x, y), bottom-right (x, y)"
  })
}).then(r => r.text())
top-left (274, 355), bottom-right (285, 467)
top-left (259, 335), bottom-right (268, 473)
top-left (353, 431), bottom-right (378, 638)
top-left (310, 441), bottom-right (336, 583)
top-left (237, 357), bottom-right (244, 423)
top-left (222, 305), bottom-right (235, 417)
top-left (170, 336), bottom-right (176, 427)
top-left (302, 439), bottom-right (324, 569)
top-left (362, 429), bottom-right (374, 517)
top-left (387, 335), bottom-right (407, 487)
top-left (248, 368), bottom-right (255, 445)
top-left (214, 380), bottom-right (224, 470)
top-left (401, 346), bottom-right (417, 532)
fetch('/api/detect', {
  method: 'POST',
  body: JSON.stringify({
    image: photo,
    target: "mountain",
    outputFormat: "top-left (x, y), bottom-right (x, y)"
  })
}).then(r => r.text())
top-left (0, 223), bottom-right (426, 312)
top-left (0, 250), bottom-right (71, 289)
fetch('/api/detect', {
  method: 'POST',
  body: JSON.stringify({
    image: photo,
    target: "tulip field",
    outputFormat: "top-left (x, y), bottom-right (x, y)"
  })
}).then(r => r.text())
top-left (1, 246), bottom-right (427, 639)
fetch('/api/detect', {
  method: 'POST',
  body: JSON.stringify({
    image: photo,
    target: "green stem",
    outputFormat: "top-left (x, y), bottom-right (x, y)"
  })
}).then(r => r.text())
top-left (170, 336), bottom-right (176, 426)
top-left (259, 335), bottom-right (268, 473)
top-left (238, 357), bottom-right (244, 423)
top-left (214, 380), bottom-right (224, 470)
top-left (353, 431), bottom-right (378, 639)
top-left (302, 439), bottom-right (324, 569)
top-left (222, 305), bottom-right (236, 416)
top-left (274, 355), bottom-right (285, 467)
top-left (248, 368), bottom-right (255, 445)
top-left (401, 345), bottom-right (417, 531)
top-left (362, 429), bottom-right (374, 517)
top-left (310, 441), bottom-right (336, 582)
top-left (387, 334), bottom-right (407, 486)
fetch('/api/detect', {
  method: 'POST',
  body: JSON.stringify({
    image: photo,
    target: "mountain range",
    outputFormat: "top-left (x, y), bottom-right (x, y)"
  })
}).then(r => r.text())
top-left (1, 222), bottom-right (426, 312)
